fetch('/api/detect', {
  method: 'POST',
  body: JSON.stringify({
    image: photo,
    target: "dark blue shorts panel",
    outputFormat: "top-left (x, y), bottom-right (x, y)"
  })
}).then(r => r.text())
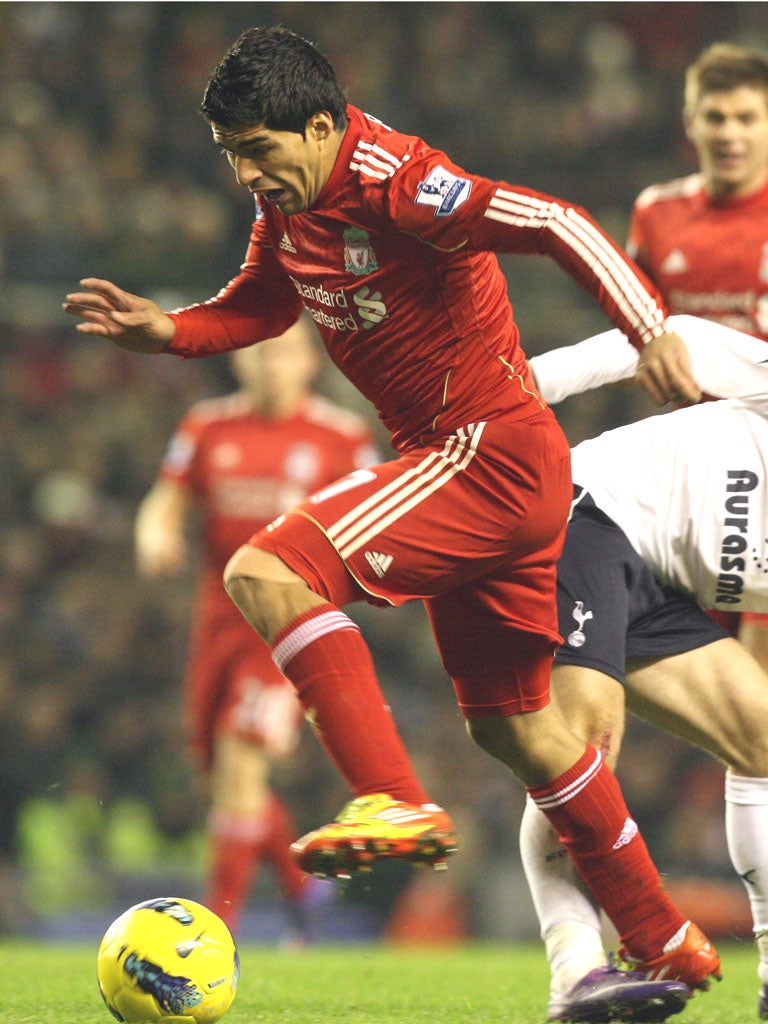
top-left (555, 493), bottom-right (729, 684)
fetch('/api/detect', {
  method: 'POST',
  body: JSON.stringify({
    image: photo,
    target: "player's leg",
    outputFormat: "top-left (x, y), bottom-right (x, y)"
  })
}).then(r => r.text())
top-left (626, 636), bottom-right (768, 776)
top-left (469, 708), bottom-right (708, 985)
top-left (519, 664), bottom-right (625, 1016)
top-left (208, 730), bottom-right (331, 941)
top-left (184, 613), bottom-right (271, 932)
top-left (223, 543), bottom-right (453, 870)
top-left (222, 457), bottom-right (463, 876)
top-left (522, 493), bottom-right (725, 1014)
top-left (517, 495), bottom-right (635, 1015)
top-left (205, 732), bottom-right (273, 931)
top-left (222, 419), bottom-right (568, 879)
top-left (626, 637), bottom-right (768, 1014)
top-left (737, 614), bottom-right (768, 1014)
top-left (204, 648), bottom-right (316, 935)
top-left (428, 576), bottom-right (708, 1018)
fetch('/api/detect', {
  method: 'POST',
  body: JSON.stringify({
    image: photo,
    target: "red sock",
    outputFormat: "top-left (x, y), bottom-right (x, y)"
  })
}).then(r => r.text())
top-left (271, 604), bottom-right (429, 804)
top-left (528, 746), bottom-right (687, 960)
top-left (260, 793), bottom-right (307, 901)
top-left (205, 808), bottom-right (266, 932)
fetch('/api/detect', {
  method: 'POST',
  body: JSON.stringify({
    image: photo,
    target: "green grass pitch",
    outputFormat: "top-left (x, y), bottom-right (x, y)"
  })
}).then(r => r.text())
top-left (0, 940), bottom-right (759, 1024)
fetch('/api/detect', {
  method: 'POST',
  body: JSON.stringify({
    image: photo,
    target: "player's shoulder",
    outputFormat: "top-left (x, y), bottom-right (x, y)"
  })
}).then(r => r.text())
top-left (184, 392), bottom-right (250, 427)
top-left (347, 105), bottom-right (425, 187)
top-left (303, 394), bottom-right (372, 439)
top-left (633, 173), bottom-right (705, 211)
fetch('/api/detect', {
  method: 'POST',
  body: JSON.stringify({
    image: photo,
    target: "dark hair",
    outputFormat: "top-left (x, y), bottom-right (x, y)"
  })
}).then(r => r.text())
top-left (685, 43), bottom-right (768, 113)
top-left (201, 25), bottom-right (348, 135)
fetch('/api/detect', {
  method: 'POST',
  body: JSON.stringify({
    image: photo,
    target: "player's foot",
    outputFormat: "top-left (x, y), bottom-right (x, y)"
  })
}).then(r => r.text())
top-left (548, 963), bottom-right (690, 1023)
top-left (620, 921), bottom-right (722, 991)
top-left (759, 982), bottom-right (768, 1020)
top-left (290, 793), bottom-right (458, 878)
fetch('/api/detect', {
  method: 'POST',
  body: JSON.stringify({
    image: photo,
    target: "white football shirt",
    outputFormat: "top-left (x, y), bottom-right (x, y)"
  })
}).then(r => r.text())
top-left (529, 315), bottom-right (768, 611)
top-left (570, 400), bottom-right (768, 611)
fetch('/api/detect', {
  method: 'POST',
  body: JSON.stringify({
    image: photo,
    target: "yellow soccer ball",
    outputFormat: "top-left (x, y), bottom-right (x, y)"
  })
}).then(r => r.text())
top-left (97, 898), bottom-right (239, 1023)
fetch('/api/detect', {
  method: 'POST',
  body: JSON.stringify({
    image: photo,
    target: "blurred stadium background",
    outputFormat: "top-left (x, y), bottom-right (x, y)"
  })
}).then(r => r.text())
top-left (0, 1), bottom-right (762, 942)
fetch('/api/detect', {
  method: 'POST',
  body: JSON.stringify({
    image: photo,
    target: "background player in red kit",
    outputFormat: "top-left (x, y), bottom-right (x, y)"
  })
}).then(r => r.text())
top-left (64, 25), bottom-right (715, 1019)
top-left (135, 315), bottom-right (377, 935)
top-left (627, 42), bottom-right (768, 670)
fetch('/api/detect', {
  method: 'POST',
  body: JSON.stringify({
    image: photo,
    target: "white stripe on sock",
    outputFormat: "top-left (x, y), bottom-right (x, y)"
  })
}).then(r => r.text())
top-left (272, 610), bottom-right (359, 672)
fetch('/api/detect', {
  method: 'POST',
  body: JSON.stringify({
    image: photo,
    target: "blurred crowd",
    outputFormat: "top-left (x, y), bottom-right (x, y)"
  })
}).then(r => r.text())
top-left (1, 1), bottom-right (764, 938)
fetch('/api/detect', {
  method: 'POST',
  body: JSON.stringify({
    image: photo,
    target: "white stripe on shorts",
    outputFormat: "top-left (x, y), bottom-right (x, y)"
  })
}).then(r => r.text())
top-left (327, 422), bottom-right (486, 559)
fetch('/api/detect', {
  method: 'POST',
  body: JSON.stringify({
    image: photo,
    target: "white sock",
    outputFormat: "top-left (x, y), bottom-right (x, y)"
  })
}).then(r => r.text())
top-left (758, 933), bottom-right (768, 988)
top-left (520, 795), bottom-right (607, 996)
top-left (725, 771), bottom-right (768, 982)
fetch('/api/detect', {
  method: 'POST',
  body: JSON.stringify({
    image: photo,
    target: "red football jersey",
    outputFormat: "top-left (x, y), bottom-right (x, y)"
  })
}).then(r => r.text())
top-left (167, 105), bottom-right (670, 452)
top-left (160, 390), bottom-right (376, 580)
top-left (627, 173), bottom-right (768, 341)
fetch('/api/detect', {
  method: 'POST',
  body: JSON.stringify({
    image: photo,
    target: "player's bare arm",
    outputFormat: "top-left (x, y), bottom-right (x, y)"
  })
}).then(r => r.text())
top-left (135, 478), bottom-right (193, 579)
top-left (62, 277), bottom-right (174, 353)
top-left (635, 331), bottom-right (701, 406)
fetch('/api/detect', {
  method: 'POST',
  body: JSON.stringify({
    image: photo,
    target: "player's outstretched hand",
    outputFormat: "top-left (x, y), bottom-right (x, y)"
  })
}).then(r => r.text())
top-left (62, 278), bottom-right (175, 353)
top-left (635, 331), bottom-right (701, 407)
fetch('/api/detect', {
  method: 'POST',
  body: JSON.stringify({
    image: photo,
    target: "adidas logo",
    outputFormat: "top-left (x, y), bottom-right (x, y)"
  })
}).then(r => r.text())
top-left (660, 249), bottom-right (688, 274)
top-left (279, 232), bottom-right (297, 253)
top-left (612, 816), bottom-right (638, 850)
top-left (365, 550), bottom-right (393, 578)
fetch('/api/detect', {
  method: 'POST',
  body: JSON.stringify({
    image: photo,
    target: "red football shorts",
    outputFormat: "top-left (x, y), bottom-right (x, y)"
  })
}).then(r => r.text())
top-left (251, 411), bottom-right (571, 718)
top-left (184, 584), bottom-right (303, 771)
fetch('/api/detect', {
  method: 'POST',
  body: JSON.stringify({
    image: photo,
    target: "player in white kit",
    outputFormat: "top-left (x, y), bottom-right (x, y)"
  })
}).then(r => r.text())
top-left (525, 315), bottom-right (768, 1021)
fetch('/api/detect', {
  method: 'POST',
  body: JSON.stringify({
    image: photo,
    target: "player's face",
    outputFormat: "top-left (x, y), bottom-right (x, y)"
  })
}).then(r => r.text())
top-left (230, 322), bottom-right (320, 413)
top-left (212, 112), bottom-right (340, 215)
top-left (686, 85), bottom-right (768, 198)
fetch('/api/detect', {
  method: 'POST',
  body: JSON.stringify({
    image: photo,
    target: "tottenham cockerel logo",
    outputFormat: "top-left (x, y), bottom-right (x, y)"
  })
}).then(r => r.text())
top-left (567, 600), bottom-right (593, 648)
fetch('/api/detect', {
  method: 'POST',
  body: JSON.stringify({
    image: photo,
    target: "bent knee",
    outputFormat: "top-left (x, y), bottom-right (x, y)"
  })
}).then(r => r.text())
top-left (551, 665), bottom-right (625, 759)
top-left (223, 544), bottom-right (305, 591)
top-left (466, 716), bottom-right (512, 757)
top-left (223, 543), bottom-right (323, 644)
top-left (466, 716), bottom-right (493, 746)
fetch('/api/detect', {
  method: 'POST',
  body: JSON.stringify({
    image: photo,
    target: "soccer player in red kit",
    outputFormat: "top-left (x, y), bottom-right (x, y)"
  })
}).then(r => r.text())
top-left (134, 316), bottom-right (377, 935)
top-left (627, 42), bottom-right (768, 674)
top-left (64, 25), bottom-right (716, 1018)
